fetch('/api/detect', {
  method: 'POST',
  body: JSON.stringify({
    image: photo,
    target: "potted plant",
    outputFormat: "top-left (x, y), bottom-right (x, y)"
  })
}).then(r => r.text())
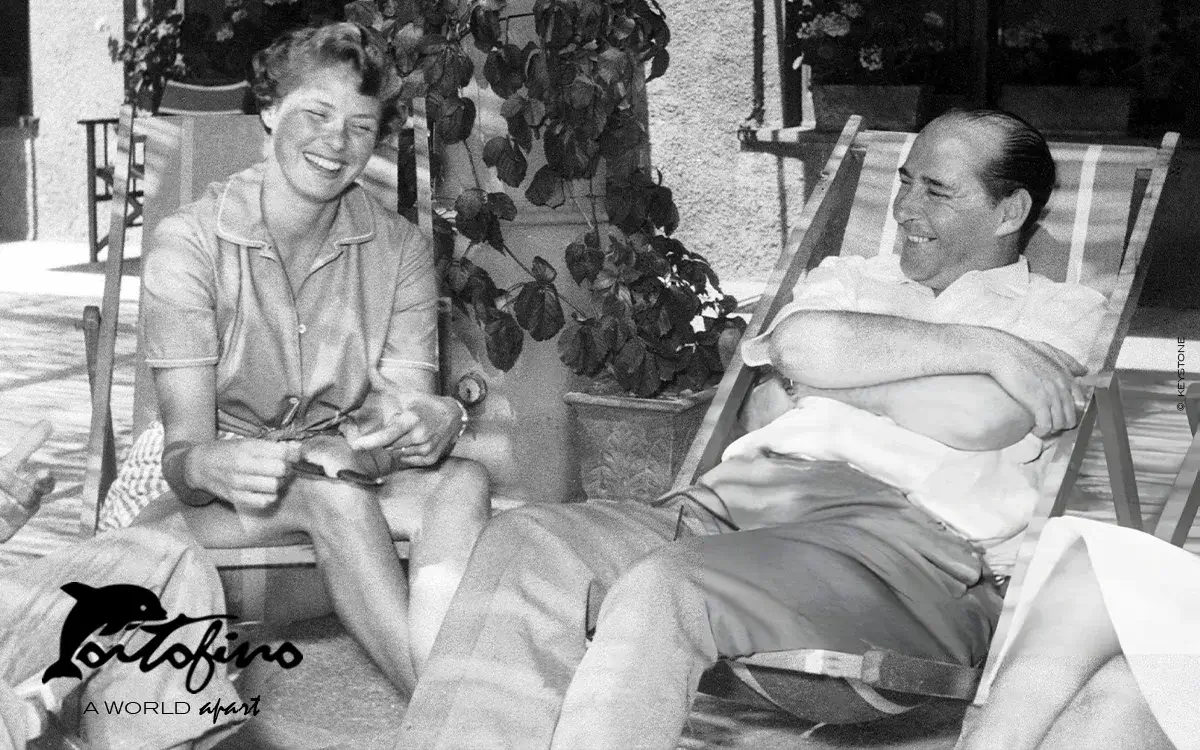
top-left (346, 0), bottom-right (746, 502)
top-left (997, 18), bottom-right (1140, 134)
top-left (109, 0), bottom-right (188, 111)
top-left (557, 183), bottom-right (746, 502)
top-left (789, 0), bottom-right (948, 131)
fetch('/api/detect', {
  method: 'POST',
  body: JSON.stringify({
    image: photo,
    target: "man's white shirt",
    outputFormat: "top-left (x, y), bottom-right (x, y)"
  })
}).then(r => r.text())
top-left (734, 253), bottom-right (1106, 573)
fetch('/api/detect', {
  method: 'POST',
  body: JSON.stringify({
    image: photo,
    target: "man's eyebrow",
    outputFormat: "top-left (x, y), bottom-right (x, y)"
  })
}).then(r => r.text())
top-left (896, 166), bottom-right (955, 192)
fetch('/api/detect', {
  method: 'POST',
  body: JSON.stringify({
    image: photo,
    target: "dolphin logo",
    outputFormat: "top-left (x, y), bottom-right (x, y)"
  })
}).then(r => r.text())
top-left (41, 582), bottom-right (168, 683)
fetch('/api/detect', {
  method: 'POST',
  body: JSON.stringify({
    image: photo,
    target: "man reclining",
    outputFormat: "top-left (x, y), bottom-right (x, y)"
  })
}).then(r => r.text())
top-left (398, 108), bottom-right (1107, 749)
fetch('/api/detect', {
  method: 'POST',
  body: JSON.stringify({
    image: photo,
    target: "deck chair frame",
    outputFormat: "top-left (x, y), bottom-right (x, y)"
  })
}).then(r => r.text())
top-left (79, 103), bottom-right (437, 600)
top-left (681, 116), bottom-right (1181, 707)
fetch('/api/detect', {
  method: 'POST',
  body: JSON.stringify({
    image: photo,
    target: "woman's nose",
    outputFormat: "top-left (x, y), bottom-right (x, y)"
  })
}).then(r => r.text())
top-left (322, 120), bottom-right (348, 148)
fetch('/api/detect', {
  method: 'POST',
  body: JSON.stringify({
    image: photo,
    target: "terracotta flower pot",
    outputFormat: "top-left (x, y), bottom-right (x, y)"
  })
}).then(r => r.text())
top-left (812, 84), bottom-right (931, 132)
top-left (563, 388), bottom-right (715, 503)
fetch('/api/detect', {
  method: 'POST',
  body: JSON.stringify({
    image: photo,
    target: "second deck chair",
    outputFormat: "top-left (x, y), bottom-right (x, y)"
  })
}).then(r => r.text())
top-left (683, 116), bottom-right (1180, 713)
top-left (79, 104), bottom-right (438, 620)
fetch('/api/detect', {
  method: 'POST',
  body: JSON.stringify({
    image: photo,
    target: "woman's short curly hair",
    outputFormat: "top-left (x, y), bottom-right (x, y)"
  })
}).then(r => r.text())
top-left (251, 22), bottom-right (402, 136)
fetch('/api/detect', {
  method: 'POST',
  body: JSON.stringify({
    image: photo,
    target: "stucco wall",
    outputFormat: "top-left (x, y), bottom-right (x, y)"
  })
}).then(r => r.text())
top-left (647, 0), bottom-right (805, 289)
top-left (28, 1), bottom-right (125, 242)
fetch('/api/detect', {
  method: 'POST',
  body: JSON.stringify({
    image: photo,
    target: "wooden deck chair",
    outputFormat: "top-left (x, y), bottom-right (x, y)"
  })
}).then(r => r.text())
top-left (680, 116), bottom-right (1180, 713)
top-left (156, 79), bottom-right (253, 116)
top-left (79, 103), bottom-right (438, 620)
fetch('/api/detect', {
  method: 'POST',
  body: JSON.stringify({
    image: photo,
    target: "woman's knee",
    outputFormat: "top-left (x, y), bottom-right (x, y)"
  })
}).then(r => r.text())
top-left (288, 477), bottom-right (381, 534)
top-left (439, 457), bottom-right (490, 510)
top-left (1076, 656), bottom-right (1143, 712)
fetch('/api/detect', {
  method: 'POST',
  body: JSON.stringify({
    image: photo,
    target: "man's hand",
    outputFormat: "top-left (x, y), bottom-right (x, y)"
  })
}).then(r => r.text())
top-left (987, 340), bottom-right (1088, 438)
top-left (0, 421), bottom-right (56, 507)
top-left (185, 439), bottom-right (300, 510)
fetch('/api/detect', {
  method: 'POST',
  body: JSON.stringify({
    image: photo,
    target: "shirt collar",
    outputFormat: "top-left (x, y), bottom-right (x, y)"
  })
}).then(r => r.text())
top-left (947, 256), bottom-right (1030, 299)
top-left (213, 162), bottom-right (376, 249)
top-left (868, 252), bottom-right (1031, 299)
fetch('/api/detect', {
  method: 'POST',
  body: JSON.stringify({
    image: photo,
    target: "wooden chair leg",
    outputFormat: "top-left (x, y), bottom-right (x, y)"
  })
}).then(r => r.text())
top-left (1185, 382), bottom-right (1200, 436)
top-left (1152, 428), bottom-right (1200, 547)
top-left (1092, 371), bottom-right (1142, 531)
top-left (79, 305), bottom-right (117, 530)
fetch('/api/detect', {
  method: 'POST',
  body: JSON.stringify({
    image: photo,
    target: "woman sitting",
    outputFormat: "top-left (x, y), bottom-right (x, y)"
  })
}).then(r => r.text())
top-left (108, 21), bottom-right (490, 691)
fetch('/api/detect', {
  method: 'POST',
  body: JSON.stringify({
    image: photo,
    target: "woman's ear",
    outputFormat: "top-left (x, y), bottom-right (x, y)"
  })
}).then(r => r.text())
top-left (994, 187), bottom-right (1033, 238)
top-left (259, 104), bottom-right (279, 135)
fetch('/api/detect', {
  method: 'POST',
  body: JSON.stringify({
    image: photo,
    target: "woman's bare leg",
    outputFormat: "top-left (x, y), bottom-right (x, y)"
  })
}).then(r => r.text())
top-left (376, 457), bottom-right (490, 674)
top-left (140, 477), bottom-right (418, 690)
top-left (958, 539), bottom-right (1170, 749)
top-left (1038, 655), bottom-right (1174, 749)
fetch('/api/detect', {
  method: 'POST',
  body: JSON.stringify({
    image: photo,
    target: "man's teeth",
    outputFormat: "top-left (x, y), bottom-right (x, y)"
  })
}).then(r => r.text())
top-left (907, 235), bottom-right (934, 244)
top-left (305, 154), bottom-right (341, 172)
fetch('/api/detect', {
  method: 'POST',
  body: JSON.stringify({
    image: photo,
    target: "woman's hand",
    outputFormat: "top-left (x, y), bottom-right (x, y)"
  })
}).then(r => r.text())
top-left (185, 438), bottom-right (301, 510)
top-left (345, 392), bottom-right (462, 467)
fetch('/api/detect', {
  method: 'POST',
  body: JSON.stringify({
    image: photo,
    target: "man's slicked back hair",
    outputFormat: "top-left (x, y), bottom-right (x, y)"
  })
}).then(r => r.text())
top-left (942, 108), bottom-right (1056, 233)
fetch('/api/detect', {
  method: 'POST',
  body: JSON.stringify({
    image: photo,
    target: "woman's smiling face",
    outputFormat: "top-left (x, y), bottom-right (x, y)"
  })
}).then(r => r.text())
top-left (261, 63), bottom-right (382, 205)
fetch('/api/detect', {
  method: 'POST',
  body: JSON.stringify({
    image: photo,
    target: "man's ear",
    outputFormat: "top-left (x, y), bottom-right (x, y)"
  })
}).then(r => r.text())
top-left (994, 188), bottom-right (1032, 238)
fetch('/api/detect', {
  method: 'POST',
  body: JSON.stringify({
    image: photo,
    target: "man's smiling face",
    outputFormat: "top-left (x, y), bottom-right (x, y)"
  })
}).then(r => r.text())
top-left (893, 118), bottom-right (1012, 292)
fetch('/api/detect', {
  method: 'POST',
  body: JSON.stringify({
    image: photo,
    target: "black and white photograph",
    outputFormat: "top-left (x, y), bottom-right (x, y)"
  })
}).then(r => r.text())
top-left (0, 0), bottom-right (1198, 747)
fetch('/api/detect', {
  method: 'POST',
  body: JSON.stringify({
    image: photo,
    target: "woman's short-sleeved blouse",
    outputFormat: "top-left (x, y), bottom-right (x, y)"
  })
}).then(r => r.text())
top-left (141, 163), bottom-right (438, 438)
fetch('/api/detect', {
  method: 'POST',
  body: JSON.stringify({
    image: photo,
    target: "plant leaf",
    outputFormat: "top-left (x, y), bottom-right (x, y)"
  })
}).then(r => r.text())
top-left (513, 281), bottom-right (566, 341)
top-left (647, 48), bottom-right (670, 83)
top-left (530, 255), bottom-right (558, 283)
top-left (345, 0), bottom-right (383, 29)
top-left (454, 187), bottom-right (488, 219)
top-left (525, 165), bottom-right (566, 208)
top-left (482, 138), bottom-right (528, 188)
top-left (488, 191), bottom-right (518, 221)
top-left (484, 310), bottom-right (524, 371)
top-left (436, 95), bottom-right (476, 144)
top-left (470, 6), bottom-right (502, 51)
top-left (612, 336), bottom-right (662, 397)
top-left (565, 235), bottom-right (604, 284)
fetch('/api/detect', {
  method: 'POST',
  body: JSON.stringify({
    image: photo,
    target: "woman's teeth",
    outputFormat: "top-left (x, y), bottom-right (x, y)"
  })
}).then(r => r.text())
top-left (907, 235), bottom-right (934, 244)
top-left (305, 153), bottom-right (341, 172)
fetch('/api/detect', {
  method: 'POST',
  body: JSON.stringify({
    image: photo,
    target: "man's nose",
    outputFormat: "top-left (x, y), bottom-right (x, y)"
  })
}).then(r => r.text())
top-left (893, 185), bottom-right (918, 222)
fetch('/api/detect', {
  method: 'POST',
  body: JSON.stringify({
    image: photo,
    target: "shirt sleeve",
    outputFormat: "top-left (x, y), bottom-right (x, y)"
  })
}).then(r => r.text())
top-left (739, 255), bottom-right (860, 367)
top-left (1012, 282), bottom-right (1108, 368)
top-left (141, 213), bottom-right (220, 368)
top-left (379, 223), bottom-right (439, 379)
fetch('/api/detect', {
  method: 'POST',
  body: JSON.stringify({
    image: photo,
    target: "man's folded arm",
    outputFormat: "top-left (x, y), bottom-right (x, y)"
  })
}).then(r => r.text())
top-left (767, 309), bottom-right (1085, 445)
top-left (767, 310), bottom-right (1010, 387)
top-left (797, 375), bottom-right (1035, 451)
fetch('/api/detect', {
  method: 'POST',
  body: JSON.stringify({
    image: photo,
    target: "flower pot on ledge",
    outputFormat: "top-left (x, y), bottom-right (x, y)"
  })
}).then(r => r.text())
top-left (563, 388), bottom-right (716, 503)
top-left (812, 84), bottom-right (931, 132)
top-left (998, 85), bottom-right (1133, 135)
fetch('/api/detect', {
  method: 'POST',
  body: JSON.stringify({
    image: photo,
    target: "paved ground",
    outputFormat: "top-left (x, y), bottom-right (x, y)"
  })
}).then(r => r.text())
top-left (5, 239), bottom-right (1200, 748)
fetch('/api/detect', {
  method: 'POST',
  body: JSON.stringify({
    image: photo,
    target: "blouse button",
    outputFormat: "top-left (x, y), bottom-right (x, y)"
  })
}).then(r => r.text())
top-left (297, 324), bottom-right (307, 335)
